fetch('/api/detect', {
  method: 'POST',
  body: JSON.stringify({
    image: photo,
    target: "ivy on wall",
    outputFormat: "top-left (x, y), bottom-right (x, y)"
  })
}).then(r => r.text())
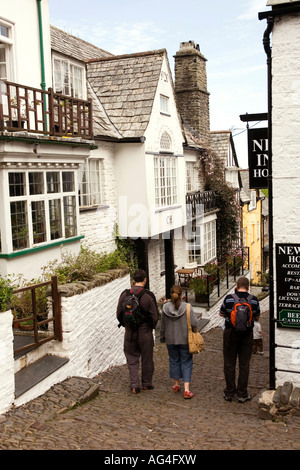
top-left (198, 147), bottom-right (240, 260)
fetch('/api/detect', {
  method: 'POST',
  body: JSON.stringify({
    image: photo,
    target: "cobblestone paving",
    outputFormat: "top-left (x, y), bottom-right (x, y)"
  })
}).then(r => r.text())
top-left (1, 304), bottom-right (300, 451)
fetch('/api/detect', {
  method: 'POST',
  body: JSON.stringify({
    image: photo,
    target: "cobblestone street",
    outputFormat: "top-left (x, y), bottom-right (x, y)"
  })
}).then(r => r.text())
top-left (0, 299), bottom-right (300, 452)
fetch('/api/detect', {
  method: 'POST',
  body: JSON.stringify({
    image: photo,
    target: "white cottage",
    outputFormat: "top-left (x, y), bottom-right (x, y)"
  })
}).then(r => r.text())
top-left (0, 2), bottom-right (238, 301)
top-left (50, 32), bottom-right (222, 299)
top-left (0, 0), bottom-right (95, 280)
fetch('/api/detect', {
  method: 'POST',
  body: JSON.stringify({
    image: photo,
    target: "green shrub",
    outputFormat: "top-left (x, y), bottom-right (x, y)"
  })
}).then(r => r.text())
top-left (42, 245), bottom-right (131, 284)
top-left (0, 276), bottom-right (14, 312)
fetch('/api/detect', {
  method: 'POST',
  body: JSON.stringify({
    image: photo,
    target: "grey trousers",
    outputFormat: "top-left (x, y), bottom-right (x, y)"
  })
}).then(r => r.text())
top-left (124, 323), bottom-right (154, 389)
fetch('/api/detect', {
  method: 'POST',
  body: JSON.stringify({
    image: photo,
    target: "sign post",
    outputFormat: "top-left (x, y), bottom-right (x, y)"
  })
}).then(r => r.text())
top-left (248, 127), bottom-right (268, 189)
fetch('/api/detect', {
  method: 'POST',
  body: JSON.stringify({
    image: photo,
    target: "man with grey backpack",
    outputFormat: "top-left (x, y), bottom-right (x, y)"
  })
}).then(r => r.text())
top-left (219, 276), bottom-right (261, 403)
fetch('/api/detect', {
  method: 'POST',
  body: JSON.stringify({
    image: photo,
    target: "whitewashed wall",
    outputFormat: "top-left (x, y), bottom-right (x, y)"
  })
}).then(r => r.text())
top-left (1, 0), bottom-right (52, 87)
top-left (0, 310), bottom-right (15, 415)
top-left (0, 272), bottom-right (130, 411)
top-left (271, 12), bottom-right (300, 386)
top-left (52, 273), bottom-right (129, 377)
top-left (79, 142), bottom-right (118, 255)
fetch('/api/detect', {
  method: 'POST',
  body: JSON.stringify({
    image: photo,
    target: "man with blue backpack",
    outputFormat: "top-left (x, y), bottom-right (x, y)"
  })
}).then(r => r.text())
top-left (219, 276), bottom-right (261, 403)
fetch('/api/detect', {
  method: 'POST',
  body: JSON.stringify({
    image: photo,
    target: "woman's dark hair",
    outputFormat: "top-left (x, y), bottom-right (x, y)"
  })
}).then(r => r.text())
top-left (170, 285), bottom-right (182, 310)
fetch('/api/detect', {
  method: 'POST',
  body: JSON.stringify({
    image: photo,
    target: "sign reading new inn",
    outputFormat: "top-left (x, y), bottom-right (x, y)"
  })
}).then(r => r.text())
top-left (276, 243), bottom-right (300, 329)
top-left (248, 127), bottom-right (268, 189)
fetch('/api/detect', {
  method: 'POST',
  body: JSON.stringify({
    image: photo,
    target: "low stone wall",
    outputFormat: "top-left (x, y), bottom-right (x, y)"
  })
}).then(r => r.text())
top-left (1, 267), bottom-right (131, 412)
top-left (50, 267), bottom-right (130, 379)
top-left (258, 381), bottom-right (300, 421)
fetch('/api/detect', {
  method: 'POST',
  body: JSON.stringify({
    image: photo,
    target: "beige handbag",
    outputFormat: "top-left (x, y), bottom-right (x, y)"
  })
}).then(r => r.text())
top-left (186, 303), bottom-right (205, 354)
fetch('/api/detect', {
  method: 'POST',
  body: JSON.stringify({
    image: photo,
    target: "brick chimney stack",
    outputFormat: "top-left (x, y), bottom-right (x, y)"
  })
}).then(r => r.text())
top-left (174, 41), bottom-right (210, 146)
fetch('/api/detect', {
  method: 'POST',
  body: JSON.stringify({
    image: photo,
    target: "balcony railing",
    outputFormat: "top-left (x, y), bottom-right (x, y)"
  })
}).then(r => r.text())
top-left (186, 190), bottom-right (217, 219)
top-left (0, 80), bottom-right (93, 139)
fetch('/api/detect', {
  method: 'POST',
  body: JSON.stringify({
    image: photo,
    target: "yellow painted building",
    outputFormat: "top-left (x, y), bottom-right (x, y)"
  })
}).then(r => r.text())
top-left (240, 170), bottom-right (264, 284)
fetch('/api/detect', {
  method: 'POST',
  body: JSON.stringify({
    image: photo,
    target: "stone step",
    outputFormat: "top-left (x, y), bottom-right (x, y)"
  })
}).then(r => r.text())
top-left (15, 355), bottom-right (69, 398)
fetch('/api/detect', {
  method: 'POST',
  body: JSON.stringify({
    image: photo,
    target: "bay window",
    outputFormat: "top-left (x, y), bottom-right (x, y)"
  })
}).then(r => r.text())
top-left (154, 156), bottom-right (178, 208)
top-left (7, 169), bottom-right (78, 252)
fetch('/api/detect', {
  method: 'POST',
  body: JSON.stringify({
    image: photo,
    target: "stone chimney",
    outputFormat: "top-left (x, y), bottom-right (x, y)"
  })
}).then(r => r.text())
top-left (174, 41), bottom-right (210, 146)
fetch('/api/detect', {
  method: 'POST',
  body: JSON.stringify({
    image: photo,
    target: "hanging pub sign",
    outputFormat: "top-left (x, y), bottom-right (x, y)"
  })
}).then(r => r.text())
top-left (276, 243), bottom-right (300, 329)
top-left (248, 127), bottom-right (268, 189)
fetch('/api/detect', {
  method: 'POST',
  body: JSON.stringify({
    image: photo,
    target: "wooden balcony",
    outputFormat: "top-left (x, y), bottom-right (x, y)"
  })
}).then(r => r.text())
top-left (0, 80), bottom-right (93, 139)
top-left (186, 190), bottom-right (217, 219)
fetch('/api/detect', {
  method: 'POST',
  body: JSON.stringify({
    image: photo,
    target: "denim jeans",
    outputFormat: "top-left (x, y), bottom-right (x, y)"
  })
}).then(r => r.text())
top-left (167, 344), bottom-right (193, 382)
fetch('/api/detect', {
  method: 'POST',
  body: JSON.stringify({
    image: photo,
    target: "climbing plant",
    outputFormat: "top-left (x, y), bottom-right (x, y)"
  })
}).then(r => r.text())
top-left (198, 147), bottom-right (240, 260)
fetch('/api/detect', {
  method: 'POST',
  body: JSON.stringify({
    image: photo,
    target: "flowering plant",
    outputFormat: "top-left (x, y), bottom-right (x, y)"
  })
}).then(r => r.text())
top-left (189, 275), bottom-right (214, 295)
top-left (198, 148), bottom-right (239, 258)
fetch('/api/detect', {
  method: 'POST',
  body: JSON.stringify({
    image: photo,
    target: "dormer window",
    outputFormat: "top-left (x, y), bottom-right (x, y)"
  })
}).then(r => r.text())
top-left (53, 55), bottom-right (85, 99)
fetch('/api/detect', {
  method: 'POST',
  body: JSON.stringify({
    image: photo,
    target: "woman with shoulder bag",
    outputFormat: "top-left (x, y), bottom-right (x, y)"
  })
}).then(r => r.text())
top-left (160, 285), bottom-right (199, 399)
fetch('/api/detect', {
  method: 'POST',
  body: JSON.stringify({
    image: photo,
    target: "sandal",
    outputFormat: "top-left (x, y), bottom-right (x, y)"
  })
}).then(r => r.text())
top-left (184, 391), bottom-right (194, 399)
top-left (131, 388), bottom-right (140, 394)
top-left (143, 385), bottom-right (154, 390)
top-left (173, 385), bottom-right (180, 393)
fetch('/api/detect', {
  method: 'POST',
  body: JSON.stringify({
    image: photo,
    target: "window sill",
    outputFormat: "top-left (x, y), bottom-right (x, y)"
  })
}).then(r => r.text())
top-left (0, 235), bottom-right (84, 258)
top-left (79, 204), bottom-right (109, 213)
top-left (155, 204), bottom-right (182, 213)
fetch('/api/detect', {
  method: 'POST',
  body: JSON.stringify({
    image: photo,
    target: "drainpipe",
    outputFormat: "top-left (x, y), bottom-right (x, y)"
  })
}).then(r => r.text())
top-left (259, 4), bottom-right (300, 390)
top-left (36, 0), bottom-right (47, 130)
top-left (262, 15), bottom-right (275, 390)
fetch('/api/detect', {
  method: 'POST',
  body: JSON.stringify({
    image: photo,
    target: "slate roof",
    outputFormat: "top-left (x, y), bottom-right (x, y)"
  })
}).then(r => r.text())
top-left (239, 169), bottom-right (252, 204)
top-left (51, 27), bottom-right (121, 138)
top-left (86, 50), bottom-right (166, 138)
top-left (50, 26), bottom-right (113, 62)
top-left (210, 130), bottom-right (239, 167)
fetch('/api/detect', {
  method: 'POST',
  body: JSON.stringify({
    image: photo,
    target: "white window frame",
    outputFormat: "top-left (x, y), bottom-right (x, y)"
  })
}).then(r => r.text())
top-left (154, 156), bottom-right (178, 208)
top-left (160, 94), bottom-right (170, 115)
top-left (187, 219), bottom-right (216, 265)
top-left (52, 54), bottom-right (86, 99)
top-left (203, 220), bottom-right (216, 264)
top-left (78, 158), bottom-right (102, 208)
top-left (6, 169), bottom-right (78, 252)
top-left (0, 18), bottom-right (14, 80)
top-left (160, 131), bottom-right (172, 151)
top-left (249, 190), bottom-right (257, 211)
top-left (186, 161), bottom-right (197, 192)
top-left (187, 222), bottom-right (201, 264)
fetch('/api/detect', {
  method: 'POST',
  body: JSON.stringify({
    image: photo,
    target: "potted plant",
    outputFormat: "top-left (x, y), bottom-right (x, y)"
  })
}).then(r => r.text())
top-left (9, 97), bottom-right (27, 128)
top-left (203, 262), bottom-right (218, 283)
top-left (189, 275), bottom-right (214, 303)
top-left (20, 319), bottom-right (34, 331)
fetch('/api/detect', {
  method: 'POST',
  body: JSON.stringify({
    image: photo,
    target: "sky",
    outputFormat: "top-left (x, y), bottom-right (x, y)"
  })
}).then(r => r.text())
top-left (48, 0), bottom-right (272, 168)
